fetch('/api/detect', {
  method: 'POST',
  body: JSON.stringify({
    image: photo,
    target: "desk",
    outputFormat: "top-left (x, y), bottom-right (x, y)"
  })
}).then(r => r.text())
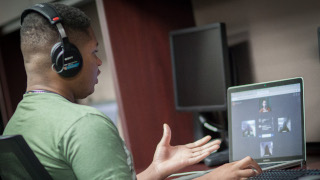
top-left (304, 154), bottom-right (320, 169)
top-left (167, 153), bottom-right (320, 179)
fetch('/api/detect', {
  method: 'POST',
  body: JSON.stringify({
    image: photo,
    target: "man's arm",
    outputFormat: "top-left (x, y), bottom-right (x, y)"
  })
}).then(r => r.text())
top-left (137, 124), bottom-right (221, 180)
top-left (137, 124), bottom-right (261, 180)
top-left (60, 114), bottom-right (134, 180)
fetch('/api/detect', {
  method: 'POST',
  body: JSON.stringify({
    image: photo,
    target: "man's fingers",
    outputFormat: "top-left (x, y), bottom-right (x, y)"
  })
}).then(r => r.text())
top-left (191, 144), bottom-right (220, 157)
top-left (158, 123), bottom-right (171, 146)
top-left (237, 156), bottom-right (262, 174)
top-left (186, 136), bottom-right (212, 148)
top-left (188, 150), bottom-right (211, 165)
top-left (237, 156), bottom-right (254, 168)
top-left (237, 168), bottom-right (258, 178)
top-left (191, 139), bottom-right (221, 153)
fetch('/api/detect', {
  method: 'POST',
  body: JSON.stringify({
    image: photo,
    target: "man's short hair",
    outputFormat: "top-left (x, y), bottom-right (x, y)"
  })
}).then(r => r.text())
top-left (20, 3), bottom-right (91, 55)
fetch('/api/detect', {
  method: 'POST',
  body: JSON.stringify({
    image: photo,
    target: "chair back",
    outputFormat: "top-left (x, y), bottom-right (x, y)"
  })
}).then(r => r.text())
top-left (0, 135), bottom-right (52, 180)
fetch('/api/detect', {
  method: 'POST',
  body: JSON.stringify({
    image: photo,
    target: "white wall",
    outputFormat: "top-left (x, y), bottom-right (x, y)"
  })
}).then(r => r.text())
top-left (192, 0), bottom-right (320, 142)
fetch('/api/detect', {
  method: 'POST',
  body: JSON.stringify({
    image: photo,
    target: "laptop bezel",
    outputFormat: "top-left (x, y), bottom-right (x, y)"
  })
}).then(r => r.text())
top-left (227, 77), bottom-right (306, 164)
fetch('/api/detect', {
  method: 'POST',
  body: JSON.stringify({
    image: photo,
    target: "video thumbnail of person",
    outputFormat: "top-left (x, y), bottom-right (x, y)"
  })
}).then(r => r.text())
top-left (278, 117), bottom-right (291, 133)
top-left (242, 120), bottom-right (256, 137)
top-left (260, 141), bottom-right (273, 157)
top-left (259, 98), bottom-right (271, 113)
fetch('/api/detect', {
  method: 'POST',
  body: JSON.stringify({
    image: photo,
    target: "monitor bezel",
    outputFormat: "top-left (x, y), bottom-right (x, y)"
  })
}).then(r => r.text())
top-left (227, 77), bottom-right (306, 163)
top-left (169, 22), bottom-right (230, 112)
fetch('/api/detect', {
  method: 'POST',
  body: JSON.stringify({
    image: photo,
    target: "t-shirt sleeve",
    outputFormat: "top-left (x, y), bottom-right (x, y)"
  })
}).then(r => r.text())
top-left (59, 113), bottom-right (133, 180)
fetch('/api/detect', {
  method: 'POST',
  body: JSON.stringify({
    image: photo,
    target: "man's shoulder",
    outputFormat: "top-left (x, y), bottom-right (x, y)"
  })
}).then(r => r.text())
top-left (65, 103), bottom-right (116, 129)
top-left (4, 94), bottom-right (114, 138)
top-left (71, 103), bottom-right (111, 121)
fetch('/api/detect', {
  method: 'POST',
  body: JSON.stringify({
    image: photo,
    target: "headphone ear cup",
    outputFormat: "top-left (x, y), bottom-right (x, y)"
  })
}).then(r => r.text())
top-left (50, 42), bottom-right (83, 78)
top-left (59, 43), bottom-right (83, 77)
top-left (51, 42), bottom-right (64, 72)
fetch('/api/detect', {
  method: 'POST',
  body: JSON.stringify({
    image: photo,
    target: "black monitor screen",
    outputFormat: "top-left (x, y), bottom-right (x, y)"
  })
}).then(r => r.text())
top-left (169, 23), bottom-right (230, 112)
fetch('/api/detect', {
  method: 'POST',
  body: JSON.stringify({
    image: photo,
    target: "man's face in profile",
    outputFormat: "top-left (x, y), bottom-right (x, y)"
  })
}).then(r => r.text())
top-left (73, 27), bottom-right (102, 99)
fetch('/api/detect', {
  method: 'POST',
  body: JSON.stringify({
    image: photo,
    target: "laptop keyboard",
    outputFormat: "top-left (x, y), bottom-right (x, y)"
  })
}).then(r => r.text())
top-left (249, 169), bottom-right (320, 179)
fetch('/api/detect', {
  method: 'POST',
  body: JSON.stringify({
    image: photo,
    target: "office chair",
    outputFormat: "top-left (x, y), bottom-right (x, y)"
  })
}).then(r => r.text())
top-left (0, 135), bottom-right (52, 180)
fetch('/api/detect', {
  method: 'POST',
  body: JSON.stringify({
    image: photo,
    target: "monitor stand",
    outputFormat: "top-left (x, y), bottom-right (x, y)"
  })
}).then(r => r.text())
top-left (193, 111), bottom-right (229, 166)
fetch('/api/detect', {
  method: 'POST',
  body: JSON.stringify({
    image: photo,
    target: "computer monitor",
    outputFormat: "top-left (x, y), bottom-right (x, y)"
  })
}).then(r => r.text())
top-left (169, 23), bottom-right (231, 112)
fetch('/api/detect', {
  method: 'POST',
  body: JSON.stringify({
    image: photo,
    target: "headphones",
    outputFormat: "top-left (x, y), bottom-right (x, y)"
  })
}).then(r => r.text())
top-left (20, 3), bottom-right (83, 78)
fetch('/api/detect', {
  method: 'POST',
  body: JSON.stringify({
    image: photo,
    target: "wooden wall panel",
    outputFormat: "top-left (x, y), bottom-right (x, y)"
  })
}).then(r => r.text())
top-left (102, 0), bottom-right (196, 172)
top-left (0, 30), bottom-right (26, 127)
top-left (0, 44), bottom-right (10, 128)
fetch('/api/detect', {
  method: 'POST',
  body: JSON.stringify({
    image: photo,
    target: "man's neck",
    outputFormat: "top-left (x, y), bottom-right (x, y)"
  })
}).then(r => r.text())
top-left (26, 85), bottom-right (75, 102)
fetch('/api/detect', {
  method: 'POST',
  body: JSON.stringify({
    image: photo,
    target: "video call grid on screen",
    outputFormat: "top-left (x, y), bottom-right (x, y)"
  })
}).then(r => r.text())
top-left (229, 83), bottom-right (303, 162)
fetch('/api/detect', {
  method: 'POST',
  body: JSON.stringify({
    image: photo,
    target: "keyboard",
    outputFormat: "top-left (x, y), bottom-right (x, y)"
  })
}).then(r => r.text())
top-left (249, 169), bottom-right (320, 180)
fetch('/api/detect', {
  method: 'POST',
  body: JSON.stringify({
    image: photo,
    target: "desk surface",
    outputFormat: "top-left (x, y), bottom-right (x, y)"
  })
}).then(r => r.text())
top-left (304, 154), bottom-right (320, 169)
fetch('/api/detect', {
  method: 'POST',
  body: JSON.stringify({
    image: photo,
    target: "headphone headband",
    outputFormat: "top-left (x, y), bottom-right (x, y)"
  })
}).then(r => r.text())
top-left (21, 3), bottom-right (68, 43)
top-left (21, 3), bottom-right (62, 25)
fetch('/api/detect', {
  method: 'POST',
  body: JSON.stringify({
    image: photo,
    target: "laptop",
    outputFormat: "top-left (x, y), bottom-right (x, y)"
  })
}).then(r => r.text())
top-left (227, 77), bottom-right (306, 171)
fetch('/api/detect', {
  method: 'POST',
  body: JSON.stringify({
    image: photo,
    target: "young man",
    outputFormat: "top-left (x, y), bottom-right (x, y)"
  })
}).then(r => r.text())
top-left (3, 3), bottom-right (261, 179)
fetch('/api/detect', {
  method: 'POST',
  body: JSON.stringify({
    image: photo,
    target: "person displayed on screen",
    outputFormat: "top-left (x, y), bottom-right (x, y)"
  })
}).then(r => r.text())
top-left (264, 145), bottom-right (272, 156)
top-left (279, 118), bottom-right (291, 133)
top-left (242, 122), bottom-right (254, 137)
top-left (260, 142), bottom-right (273, 157)
top-left (3, 3), bottom-right (262, 180)
top-left (259, 98), bottom-right (271, 113)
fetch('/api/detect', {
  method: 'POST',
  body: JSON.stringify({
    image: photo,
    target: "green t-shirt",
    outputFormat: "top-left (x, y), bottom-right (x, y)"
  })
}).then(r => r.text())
top-left (4, 93), bottom-right (136, 180)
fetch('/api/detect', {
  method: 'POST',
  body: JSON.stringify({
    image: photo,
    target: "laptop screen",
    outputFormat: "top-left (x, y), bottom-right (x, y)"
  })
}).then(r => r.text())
top-left (228, 78), bottom-right (305, 163)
